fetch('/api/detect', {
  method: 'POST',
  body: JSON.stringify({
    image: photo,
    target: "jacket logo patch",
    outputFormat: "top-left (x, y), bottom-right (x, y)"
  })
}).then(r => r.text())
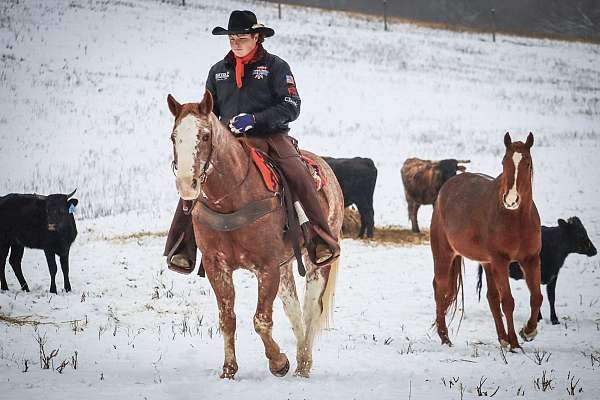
top-left (288, 86), bottom-right (298, 96)
top-left (252, 66), bottom-right (269, 79)
top-left (284, 97), bottom-right (298, 107)
top-left (286, 75), bottom-right (295, 84)
top-left (215, 72), bottom-right (229, 81)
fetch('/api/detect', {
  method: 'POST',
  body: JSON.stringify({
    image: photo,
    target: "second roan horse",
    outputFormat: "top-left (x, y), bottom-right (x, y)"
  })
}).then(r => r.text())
top-left (430, 132), bottom-right (542, 350)
top-left (167, 91), bottom-right (344, 378)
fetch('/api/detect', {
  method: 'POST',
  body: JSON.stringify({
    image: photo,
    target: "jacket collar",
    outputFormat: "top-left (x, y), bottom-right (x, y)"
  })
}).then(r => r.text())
top-left (224, 44), bottom-right (266, 66)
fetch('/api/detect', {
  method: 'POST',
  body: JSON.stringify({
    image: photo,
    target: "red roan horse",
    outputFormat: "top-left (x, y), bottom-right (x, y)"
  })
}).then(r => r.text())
top-left (431, 132), bottom-right (542, 350)
top-left (167, 91), bottom-right (344, 378)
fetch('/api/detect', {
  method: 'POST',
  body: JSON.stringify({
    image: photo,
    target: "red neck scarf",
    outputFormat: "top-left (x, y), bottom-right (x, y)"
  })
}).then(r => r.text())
top-left (234, 44), bottom-right (259, 89)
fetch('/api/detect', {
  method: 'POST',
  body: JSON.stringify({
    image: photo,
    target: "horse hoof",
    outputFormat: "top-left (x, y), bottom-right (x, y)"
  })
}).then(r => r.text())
top-left (441, 337), bottom-right (453, 347)
top-left (220, 372), bottom-right (235, 379)
top-left (509, 345), bottom-right (521, 353)
top-left (519, 326), bottom-right (537, 342)
top-left (499, 339), bottom-right (510, 349)
top-left (294, 368), bottom-right (310, 378)
top-left (270, 358), bottom-right (290, 377)
top-left (220, 364), bottom-right (237, 379)
top-left (551, 319), bottom-right (560, 325)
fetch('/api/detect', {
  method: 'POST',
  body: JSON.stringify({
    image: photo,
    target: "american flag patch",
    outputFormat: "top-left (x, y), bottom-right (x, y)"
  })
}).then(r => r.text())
top-left (286, 75), bottom-right (295, 84)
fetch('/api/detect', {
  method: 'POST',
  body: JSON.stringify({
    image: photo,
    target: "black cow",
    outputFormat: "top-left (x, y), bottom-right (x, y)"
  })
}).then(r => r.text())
top-left (322, 157), bottom-right (377, 238)
top-left (477, 216), bottom-right (597, 324)
top-left (0, 190), bottom-right (78, 293)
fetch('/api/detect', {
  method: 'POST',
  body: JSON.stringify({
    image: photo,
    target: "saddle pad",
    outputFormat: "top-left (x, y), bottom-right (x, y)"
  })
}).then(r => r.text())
top-left (301, 155), bottom-right (327, 191)
top-left (246, 145), bottom-right (327, 193)
top-left (248, 146), bottom-right (280, 193)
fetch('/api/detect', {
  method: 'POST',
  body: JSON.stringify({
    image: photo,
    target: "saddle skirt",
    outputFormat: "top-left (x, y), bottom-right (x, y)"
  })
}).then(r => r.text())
top-left (247, 145), bottom-right (327, 193)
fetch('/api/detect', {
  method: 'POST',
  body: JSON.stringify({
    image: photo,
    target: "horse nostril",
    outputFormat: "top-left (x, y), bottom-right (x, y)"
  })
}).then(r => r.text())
top-left (191, 179), bottom-right (197, 190)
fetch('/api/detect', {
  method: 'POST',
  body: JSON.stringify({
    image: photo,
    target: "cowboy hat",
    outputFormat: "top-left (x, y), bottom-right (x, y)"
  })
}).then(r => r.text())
top-left (212, 10), bottom-right (275, 37)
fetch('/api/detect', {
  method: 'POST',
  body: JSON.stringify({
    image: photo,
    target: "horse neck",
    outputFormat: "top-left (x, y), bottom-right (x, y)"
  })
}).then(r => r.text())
top-left (201, 114), bottom-right (250, 205)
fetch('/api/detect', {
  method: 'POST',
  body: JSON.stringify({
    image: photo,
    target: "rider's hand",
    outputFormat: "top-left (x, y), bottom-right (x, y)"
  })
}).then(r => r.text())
top-left (229, 113), bottom-right (255, 136)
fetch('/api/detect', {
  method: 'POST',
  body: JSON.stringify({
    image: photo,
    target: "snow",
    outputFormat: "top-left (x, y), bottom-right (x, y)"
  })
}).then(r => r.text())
top-left (1, 0), bottom-right (599, 399)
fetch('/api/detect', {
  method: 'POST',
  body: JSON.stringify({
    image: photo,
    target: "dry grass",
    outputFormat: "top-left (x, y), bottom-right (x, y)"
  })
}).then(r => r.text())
top-left (0, 313), bottom-right (84, 328)
top-left (0, 314), bottom-right (53, 327)
top-left (369, 226), bottom-right (430, 246)
top-left (105, 230), bottom-right (167, 242)
top-left (343, 225), bottom-right (430, 246)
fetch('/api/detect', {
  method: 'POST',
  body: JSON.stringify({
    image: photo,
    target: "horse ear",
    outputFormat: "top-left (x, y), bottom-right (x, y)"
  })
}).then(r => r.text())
top-left (199, 90), bottom-right (213, 115)
top-left (167, 94), bottom-right (181, 117)
top-left (525, 132), bottom-right (534, 148)
top-left (504, 132), bottom-right (512, 148)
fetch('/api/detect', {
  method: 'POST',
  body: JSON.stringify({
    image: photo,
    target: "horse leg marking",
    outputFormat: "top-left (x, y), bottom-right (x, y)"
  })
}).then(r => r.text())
top-left (205, 262), bottom-right (238, 379)
top-left (277, 262), bottom-right (306, 366)
top-left (254, 268), bottom-right (289, 376)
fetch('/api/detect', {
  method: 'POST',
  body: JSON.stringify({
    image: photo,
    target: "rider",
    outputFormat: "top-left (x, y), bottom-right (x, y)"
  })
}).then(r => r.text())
top-left (164, 10), bottom-right (340, 274)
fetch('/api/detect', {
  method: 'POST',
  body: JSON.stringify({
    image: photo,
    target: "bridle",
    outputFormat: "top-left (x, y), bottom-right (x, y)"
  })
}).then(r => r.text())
top-left (172, 118), bottom-right (252, 215)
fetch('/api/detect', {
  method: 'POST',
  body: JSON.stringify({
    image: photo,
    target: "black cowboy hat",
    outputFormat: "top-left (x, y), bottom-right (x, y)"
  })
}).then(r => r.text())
top-left (212, 10), bottom-right (275, 37)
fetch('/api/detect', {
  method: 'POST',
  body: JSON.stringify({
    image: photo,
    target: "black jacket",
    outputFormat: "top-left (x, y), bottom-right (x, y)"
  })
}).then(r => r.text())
top-left (205, 46), bottom-right (301, 136)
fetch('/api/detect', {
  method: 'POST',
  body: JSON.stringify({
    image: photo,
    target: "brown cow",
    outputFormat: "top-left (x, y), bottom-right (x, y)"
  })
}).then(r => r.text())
top-left (401, 158), bottom-right (470, 233)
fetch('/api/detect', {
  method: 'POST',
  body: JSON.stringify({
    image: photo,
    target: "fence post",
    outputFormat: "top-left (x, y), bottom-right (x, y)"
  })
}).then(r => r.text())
top-left (181, 0), bottom-right (185, 6)
top-left (278, 2), bottom-right (282, 19)
top-left (383, 0), bottom-right (388, 31)
top-left (490, 8), bottom-right (496, 42)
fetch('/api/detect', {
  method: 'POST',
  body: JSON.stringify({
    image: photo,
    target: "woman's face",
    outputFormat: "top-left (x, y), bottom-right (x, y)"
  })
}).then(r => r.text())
top-left (229, 33), bottom-right (258, 57)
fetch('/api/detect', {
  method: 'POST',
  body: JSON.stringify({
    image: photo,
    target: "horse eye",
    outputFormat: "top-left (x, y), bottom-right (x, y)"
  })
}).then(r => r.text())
top-left (202, 134), bottom-right (209, 142)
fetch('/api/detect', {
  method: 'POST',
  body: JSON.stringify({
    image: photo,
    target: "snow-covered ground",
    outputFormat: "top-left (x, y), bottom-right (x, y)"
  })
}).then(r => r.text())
top-left (1, 0), bottom-right (599, 398)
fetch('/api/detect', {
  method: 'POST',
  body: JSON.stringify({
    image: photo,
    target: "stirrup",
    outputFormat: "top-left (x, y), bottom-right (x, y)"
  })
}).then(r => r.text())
top-left (308, 242), bottom-right (340, 267)
top-left (167, 254), bottom-right (194, 275)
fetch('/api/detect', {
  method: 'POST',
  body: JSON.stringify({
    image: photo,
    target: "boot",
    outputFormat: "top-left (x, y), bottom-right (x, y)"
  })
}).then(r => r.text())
top-left (164, 199), bottom-right (198, 275)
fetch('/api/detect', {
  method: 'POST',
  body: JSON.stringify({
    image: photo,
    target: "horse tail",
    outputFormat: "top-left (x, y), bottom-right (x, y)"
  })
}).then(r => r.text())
top-left (447, 256), bottom-right (465, 333)
top-left (476, 264), bottom-right (484, 302)
top-left (318, 258), bottom-right (339, 331)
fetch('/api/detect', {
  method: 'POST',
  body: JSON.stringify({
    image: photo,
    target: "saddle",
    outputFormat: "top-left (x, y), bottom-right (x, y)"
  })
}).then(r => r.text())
top-left (245, 144), bottom-right (329, 276)
top-left (247, 146), bottom-right (327, 193)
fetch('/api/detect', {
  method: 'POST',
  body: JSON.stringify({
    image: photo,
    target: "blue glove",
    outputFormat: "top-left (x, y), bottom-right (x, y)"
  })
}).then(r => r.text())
top-left (229, 113), bottom-right (255, 136)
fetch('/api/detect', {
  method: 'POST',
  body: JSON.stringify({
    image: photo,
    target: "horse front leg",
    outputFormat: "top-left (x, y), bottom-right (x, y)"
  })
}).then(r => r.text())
top-left (490, 259), bottom-right (519, 350)
top-left (277, 261), bottom-right (306, 374)
top-left (255, 266), bottom-right (289, 377)
top-left (204, 259), bottom-right (238, 379)
top-left (482, 263), bottom-right (509, 347)
top-left (519, 255), bottom-right (544, 340)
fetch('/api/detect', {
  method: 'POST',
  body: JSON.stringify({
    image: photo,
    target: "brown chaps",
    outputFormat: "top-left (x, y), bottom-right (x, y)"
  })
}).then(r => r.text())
top-left (163, 134), bottom-right (339, 272)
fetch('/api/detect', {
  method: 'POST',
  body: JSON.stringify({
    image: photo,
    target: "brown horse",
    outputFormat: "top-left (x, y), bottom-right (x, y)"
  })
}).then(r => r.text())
top-left (430, 132), bottom-right (542, 350)
top-left (166, 90), bottom-right (343, 378)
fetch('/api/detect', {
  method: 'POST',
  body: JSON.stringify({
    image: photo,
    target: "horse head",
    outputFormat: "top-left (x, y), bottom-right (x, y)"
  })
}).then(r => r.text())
top-left (167, 91), bottom-right (215, 200)
top-left (501, 132), bottom-right (534, 210)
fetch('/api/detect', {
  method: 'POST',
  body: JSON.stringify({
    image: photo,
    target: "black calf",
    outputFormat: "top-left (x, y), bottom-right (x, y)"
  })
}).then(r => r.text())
top-left (477, 216), bottom-right (596, 324)
top-left (0, 190), bottom-right (78, 294)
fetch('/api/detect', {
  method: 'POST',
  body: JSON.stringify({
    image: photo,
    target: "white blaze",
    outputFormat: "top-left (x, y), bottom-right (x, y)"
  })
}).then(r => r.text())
top-left (174, 115), bottom-right (201, 199)
top-left (504, 152), bottom-right (522, 209)
top-left (174, 115), bottom-right (200, 178)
